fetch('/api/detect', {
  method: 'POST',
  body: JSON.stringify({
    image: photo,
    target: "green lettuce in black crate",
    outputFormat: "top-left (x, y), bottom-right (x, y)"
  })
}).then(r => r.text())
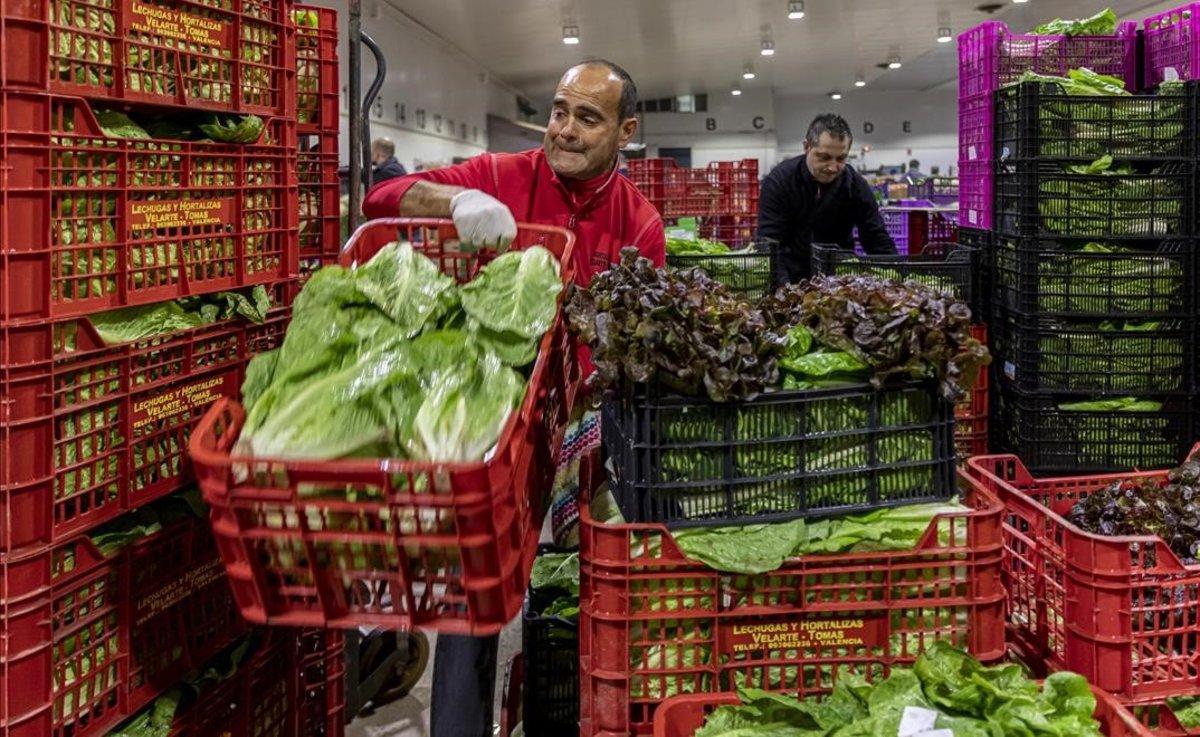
top-left (1002, 67), bottom-right (1187, 159)
top-left (1036, 156), bottom-right (1184, 237)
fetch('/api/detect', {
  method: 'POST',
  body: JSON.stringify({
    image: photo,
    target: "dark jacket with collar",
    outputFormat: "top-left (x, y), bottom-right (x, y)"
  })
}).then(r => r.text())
top-left (757, 156), bottom-right (896, 283)
top-left (370, 156), bottom-right (408, 186)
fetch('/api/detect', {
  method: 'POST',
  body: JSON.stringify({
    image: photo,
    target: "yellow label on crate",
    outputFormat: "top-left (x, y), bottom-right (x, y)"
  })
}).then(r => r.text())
top-left (722, 617), bottom-right (885, 654)
top-left (128, 198), bottom-right (235, 231)
top-left (131, 373), bottom-right (235, 430)
top-left (128, 1), bottom-right (232, 48)
top-left (136, 556), bottom-right (225, 626)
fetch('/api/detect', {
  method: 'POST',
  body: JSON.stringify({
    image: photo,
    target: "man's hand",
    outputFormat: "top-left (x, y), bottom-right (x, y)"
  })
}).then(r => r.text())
top-left (450, 189), bottom-right (517, 251)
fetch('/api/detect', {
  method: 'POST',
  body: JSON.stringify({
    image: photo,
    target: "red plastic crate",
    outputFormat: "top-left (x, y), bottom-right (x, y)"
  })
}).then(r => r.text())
top-left (0, 283), bottom-right (293, 553)
top-left (629, 158), bottom-right (754, 218)
top-left (965, 445), bottom-right (1200, 701)
top-left (298, 130), bottom-right (339, 259)
top-left (955, 324), bottom-right (990, 461)
top-left (294, 5), bottom-right (338, 133)
top-left (577, 452), bottom-right (1006, 736)
top-left (1145, 4), bottom-right (1200, 88)
top-left (295, 629), bottom-right (346, 737)
top-left (697, 215), bottom-right (755, 249)
top-left (0, 92), bottom-right (299, 322)
top-left (0, 510), bottom-right (245, 737)
top-left (161, 628), bottom-right (344, 737)
top-left (929, 211), bottom-right (959, 243)
top-left (0, 0), bottom-right (297, 117)
top-left (651, 686), bottom-right (1157, 737)
top-left (958, 19), bottom-right (1139, 100)
top-left (499, 653), bottom-right (523, 737)
top-left (189, 218), bottom-right (580, 635)
top-left (1123, 700), bottom-right (1199, 736)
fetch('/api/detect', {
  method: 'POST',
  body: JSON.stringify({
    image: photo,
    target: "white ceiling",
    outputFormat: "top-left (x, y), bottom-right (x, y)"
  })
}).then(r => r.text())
top-left (382, 0), bottom-right (1182, 100)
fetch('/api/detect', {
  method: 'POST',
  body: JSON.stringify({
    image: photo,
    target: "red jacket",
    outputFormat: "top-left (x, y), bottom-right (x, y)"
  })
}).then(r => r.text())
top-left (362, 147), bottom-right (666, 285)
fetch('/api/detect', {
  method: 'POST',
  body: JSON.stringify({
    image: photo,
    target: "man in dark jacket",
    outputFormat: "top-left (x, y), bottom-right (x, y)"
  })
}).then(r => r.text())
top-left (369, 137), bottom-right (407, 185)
top-left (758, 113), bottom-right (896, 282)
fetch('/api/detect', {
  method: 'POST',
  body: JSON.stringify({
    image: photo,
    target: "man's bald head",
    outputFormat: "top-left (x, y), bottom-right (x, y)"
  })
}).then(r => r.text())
top-left (564, 59), bottom-right (638, 122)
top-left (545, 59), bottom-right (640, 180)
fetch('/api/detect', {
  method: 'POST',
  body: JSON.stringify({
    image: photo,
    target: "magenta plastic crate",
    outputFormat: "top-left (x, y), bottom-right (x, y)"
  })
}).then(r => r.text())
top-left (959, 93), bottom-right (993, 163)
top-left (958, 160), bottom-right (993, 231)
top-left (958, 20), bottom-right (1139, 100)
top-left (1145, 3), bottom-right (1200, 88)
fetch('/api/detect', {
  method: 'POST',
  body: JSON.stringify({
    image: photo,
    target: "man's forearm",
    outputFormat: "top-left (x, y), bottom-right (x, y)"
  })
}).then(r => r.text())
top-left (398, 180), bottom-right (466, 217)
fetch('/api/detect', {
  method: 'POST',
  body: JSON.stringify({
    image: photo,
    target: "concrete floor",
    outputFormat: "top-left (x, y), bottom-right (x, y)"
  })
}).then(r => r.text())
top-left (345, 618), bottom-right (524, 737)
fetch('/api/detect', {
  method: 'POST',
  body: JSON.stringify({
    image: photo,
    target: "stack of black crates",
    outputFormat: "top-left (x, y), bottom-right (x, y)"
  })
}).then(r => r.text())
top-left (981, 78), bottom-right (1197, 472)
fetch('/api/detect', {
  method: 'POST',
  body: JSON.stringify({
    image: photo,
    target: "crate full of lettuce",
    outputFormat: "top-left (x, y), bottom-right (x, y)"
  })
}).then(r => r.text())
top-left (567, 249), bottom-right (989, 528)
top-left (665, 235), bottom-right (777, 298)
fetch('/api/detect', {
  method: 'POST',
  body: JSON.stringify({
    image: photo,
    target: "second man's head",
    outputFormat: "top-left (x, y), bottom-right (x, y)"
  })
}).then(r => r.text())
top-left (804, 113), bottom-right (853, 185)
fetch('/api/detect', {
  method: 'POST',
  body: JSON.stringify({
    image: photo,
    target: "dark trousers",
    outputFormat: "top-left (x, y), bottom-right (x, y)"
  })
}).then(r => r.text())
top-left (430, 633), bottom-right (500, 737)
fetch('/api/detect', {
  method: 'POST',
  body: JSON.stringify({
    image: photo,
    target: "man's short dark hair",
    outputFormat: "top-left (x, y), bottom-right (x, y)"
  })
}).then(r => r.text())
top-left (576, 58), bottom-right (638, 121)
top-left (806, 113), bottom-right (853, 146)
top-left (909, 159), bottom-right (921, 169)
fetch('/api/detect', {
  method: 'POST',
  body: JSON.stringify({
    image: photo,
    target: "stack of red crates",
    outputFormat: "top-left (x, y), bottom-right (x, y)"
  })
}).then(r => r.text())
top-left (294, 5), bottom-right (341, 278)
top-left (628, 158), bottom-right (759, 244)
top-left (576, 450), bottom-right (1006, 736)
top-left (0, 2), bottom-right (341, 735)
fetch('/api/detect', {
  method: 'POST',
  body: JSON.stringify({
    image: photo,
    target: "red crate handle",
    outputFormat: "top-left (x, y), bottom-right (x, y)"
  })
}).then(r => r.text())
top-left (964, 445), bottom-right (1200, 570)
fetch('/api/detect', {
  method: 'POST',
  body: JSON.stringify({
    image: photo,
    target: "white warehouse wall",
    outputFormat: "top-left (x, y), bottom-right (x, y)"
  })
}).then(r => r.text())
top-left (638, 88), bottom-right (778, 173)
top-left (301, 0), bottom-right (534, 172)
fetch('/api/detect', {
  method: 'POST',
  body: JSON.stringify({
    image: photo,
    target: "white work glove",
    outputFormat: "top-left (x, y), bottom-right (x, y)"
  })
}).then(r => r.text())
top-left (450, 189), bottom-right (517, 252)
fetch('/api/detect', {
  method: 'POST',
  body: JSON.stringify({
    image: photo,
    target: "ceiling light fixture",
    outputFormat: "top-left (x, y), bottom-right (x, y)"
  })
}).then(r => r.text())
top-left (562, 25), bottom-right (580, 45)
top-left (761, 39), bottom-right (775, 56)
top-left (743, 65), bottom-right (756, 79)
top-left (937, 26), bottom-right (953, 43)
top-left (1011, 0), bottom-right (1029, 3)
top-left (887, 54), bottom-right (902, 69)
top-left (787, 0), bottom-right (805, 20)
top-left (854, 73), bottom-right (866, 87)
top-left (830, 91), bottom-right (843, 100)
top-left (731, 85), bottom-right (743, 96)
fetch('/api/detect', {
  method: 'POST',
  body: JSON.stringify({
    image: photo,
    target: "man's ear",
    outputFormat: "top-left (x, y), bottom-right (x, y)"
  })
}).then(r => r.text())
top-left (618, 116), bottom-right (638, 148)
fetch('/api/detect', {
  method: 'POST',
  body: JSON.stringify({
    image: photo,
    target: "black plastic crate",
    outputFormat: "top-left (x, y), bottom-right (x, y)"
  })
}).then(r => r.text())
top-left (990, 307), bottom-right (1194, 395)
top-left (995, 161), bottom-right (1193, 239)
top-left (957, 228), bottom-right (993, 322)
top-left (991, 234), bottom-right (1194, 320)
top-left (993, 379), bottom-right (1194, 474)
top-left (522, 549), bottom-right (578, 737)
top-left (666, 241), bottom-right (779, 298)
top-left (995, 81), bottom-right (1193, 162)
top-left (601, 380), bottom-right (957, 528)
top-left (811, 241), bottom-right (981, 316)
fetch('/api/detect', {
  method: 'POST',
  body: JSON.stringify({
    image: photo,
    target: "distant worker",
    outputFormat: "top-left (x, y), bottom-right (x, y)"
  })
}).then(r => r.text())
top-left (369, 138), bottom-right (408, 186)
top-left (905, 159), bottom-right (927, 182)
top-left (930, 165), bottom-right (941, 176)
top-left (757, 113), bottom-right (897, 283)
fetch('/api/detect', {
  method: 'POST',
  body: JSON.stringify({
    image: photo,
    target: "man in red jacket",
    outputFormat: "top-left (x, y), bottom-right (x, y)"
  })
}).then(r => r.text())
top-left (365, 58), bottom-right (664, 737)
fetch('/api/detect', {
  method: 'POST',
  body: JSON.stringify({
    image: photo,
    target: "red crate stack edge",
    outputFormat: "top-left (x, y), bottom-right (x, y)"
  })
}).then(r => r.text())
top-left (0, 3), bottom-right (338, 737)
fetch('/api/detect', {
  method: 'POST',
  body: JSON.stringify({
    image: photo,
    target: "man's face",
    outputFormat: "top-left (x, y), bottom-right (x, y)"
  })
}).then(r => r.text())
top-left (804, 132), bottom-right (851, 185)
top-left (371, 146), bottom-right (387, 166)
top-left (544, 65), bottom-right (637, 180)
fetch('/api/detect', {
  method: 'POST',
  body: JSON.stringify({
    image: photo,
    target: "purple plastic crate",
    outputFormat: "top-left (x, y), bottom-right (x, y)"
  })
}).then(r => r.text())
top-left (893, 199), bottom-right (938, 208)
top-left (1145, 3), bottom-right (1200, 88)
top-left (881, 208), bottom-right (911, 243)
top-left (958, 20), bottom-right (1138, 100)
top-left (958, 160), bottom-right (993, 231)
